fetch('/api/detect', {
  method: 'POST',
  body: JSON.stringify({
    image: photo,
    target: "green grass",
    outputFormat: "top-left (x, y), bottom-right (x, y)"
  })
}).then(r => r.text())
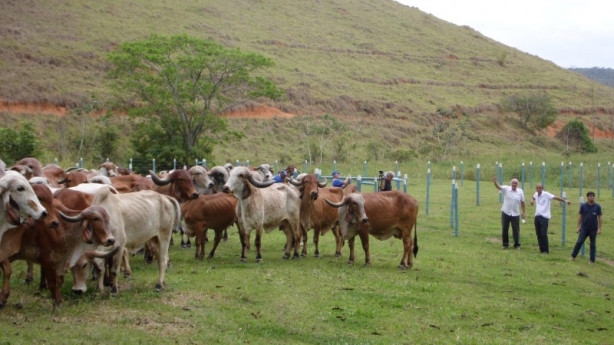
top-left (1, 179), bottom-right (612, 344)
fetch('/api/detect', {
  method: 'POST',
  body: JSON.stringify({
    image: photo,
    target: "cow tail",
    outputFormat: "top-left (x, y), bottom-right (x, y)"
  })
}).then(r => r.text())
top-left (171, 198), bottom-right (182, 234)
top-left (412, 220), bottom-right (418, 258)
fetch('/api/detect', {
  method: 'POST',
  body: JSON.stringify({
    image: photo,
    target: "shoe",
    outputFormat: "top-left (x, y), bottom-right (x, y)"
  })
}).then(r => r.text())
top-left (569, 257), bottom-right (575, 261)
top-left (589, 261), bottom-right (595, 265)
top-left (502, 246), bottom-right (509, 250)
top-left (514, 246), bottom-right (521, 250)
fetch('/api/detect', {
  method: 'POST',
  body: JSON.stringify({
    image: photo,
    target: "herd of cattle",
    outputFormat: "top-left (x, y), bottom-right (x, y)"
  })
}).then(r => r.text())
top-left (0, 157), bottom-right (419, 307)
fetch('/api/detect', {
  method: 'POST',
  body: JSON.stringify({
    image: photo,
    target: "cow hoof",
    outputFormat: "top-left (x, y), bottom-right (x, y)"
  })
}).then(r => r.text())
top-left (314, 253), bottom-right (320, 258)
top-left (335, 252), bottom-right (341, 257)
top-left (300, 253), bottom-right (307, 258)
top-left (111, 287), bottom-right (118, 294)
top-left (24, 278), bottom-right (33, 285)
top-left (0, 302), bottom-right (5, 309)
top-left (282, 255), bottom-right (290, 260)
top-left (124, 273), bottom-right (132, 279)
top-left (364, 263), bottom-right (371, 267)
top-left (347, 261), bottom-right (355, 265)
top-left (240, 258), bottom-right (247, 263)
top-left (155, 284), bottom-right (163, 292)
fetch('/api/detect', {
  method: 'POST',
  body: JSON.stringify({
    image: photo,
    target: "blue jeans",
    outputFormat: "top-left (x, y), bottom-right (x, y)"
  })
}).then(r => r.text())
top-left (501, 212), bottom-right (520, 248)
top-left (571, 228), bottom-right (597, 262)
top-left (534, 215), bottom-right (549, 253)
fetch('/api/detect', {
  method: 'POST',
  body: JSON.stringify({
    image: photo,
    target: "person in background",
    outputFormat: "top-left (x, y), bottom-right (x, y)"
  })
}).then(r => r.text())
top-left (285, 165), bottom-right (299, 178)
top-left (570, 191), bottom-right (602, 264)
top-left (332, 171), bottom-right (344, 188)
top-left (492, 176), bottom-right (526, 249)
top-left (530, 183), bottom-right (571, 254)
top-left (273, 170), bottom-right (287, 183)
top-left (379, 171), bottom-right (394, 191)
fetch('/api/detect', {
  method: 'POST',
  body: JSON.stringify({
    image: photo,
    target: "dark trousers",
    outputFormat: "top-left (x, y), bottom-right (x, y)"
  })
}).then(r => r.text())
top-left (571, 228), bottom-right (597, 262)
top-left (501, 212), bottom-right (520, 248)
top-left (534, 215), bottom-right (549, 253)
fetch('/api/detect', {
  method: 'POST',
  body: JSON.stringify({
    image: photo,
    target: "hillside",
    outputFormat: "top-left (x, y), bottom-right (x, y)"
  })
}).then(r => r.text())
top-left (1, 0), bottom-right (614, 166)
top-left (569, 67), bottom-right (614, 87)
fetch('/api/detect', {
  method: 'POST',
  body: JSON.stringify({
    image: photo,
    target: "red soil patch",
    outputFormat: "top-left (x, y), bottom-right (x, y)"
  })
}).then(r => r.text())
top-left (546, 120), bottom-right (613, 139)
top-left (0, 101), bottom-right (67, 116)
top-left (223, 104), bottom-right (294, 119)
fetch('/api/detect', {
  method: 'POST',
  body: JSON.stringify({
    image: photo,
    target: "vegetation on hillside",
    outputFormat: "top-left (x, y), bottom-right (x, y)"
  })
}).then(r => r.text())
top-left (569, 67), bottom-right (614, 87)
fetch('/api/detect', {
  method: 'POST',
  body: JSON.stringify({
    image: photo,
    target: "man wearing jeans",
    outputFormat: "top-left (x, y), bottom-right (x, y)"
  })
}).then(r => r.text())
top-left (570, 191), bottom-right (602, 264)
top-left (530, 183), bottom-right (571, 254)
top-left (493, 177), bottom-right (526, 249)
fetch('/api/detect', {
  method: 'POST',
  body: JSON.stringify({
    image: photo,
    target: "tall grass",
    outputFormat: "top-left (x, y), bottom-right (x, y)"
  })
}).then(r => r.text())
top-left (1, 178), bottom-right (612, 344)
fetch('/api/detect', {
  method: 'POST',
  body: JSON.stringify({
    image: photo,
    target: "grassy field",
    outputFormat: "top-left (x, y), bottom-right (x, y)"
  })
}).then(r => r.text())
top-left (1, 178), bottom-right (612, 344)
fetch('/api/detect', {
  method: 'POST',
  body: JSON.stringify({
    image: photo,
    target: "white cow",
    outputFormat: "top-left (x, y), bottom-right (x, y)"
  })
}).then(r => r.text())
top-left (71, 186), bottom-right (181, 293)
top-left (222, 166), bottom-right (301, 262)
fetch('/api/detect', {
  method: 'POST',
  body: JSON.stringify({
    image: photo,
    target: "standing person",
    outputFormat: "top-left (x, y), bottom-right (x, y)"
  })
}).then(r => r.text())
top-left (332, 171), bottom-right (344, 188)
top-left (570, 191), bottom-right (602, 264)
top-left (530, 183), bottom-right (571, 254)
top-left (273, 170), bottom-right (287, 183)
top-left (379, 171), bottom-right (394, 191)
top-left (492, 176), bottom-right (526, 249)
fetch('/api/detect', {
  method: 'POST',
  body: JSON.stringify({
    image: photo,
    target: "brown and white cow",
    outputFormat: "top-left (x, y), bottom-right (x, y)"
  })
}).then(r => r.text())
top-left (222, 166), bottom-right (301, 262)
top-left (289, 174), bottom-right (344, 257)
top-left (1, 184), bottom-right (117, 306)
top-left (325, 191), bottom-right (419, 269)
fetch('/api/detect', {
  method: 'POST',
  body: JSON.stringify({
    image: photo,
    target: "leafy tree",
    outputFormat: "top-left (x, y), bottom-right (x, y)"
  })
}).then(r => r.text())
top-left (0, 122), bottom-right (40, 162)
top-left (106, 34), bottom-right (283, 166)
top-left (501, 92), bottom-right (558, 131)
top-left (555, 119), bottom-right (597, 153)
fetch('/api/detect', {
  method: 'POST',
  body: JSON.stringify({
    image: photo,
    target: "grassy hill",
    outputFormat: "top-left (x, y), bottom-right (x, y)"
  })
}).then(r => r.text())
top-left (1, 0), bottom-right (614, 167)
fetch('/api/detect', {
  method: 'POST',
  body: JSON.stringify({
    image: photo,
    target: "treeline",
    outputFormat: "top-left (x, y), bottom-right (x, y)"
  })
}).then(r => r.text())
top-left (569, 67), bottom-right (614, 87)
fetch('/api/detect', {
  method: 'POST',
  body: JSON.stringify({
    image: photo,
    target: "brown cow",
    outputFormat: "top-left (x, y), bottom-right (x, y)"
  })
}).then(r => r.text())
top-left (1, 185), bottom-right (117, 306)
top-left (289, 174), bottom-right (344, 257)
top-left (58, 168), bottom-right (90, 188)
top-left (109, 174), bottom-right (153, 193)
top-left (325, 191), bottom-right (419, 269)
top-left (150, 169), bottom-right (199, 202)
top-left (181, 193), bottom-right (238, 259)
top-left (54, 188), bottom-right (94, 211)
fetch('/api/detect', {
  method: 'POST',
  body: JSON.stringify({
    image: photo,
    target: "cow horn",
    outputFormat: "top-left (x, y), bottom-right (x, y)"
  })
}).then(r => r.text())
top-left (318, 177), bottom-right (328, 188)
top-left (324, 197), bottom-right (348, 208)
top-left (83, 243), bottom-right (121, 260)
top-left (65, 166), bottom-right (78, 172)
top-left (288, 177), bottom-right (303, 187)
top-left (247, 173), bottom-right (275, 188)
top-left (59, 210), bottom-right (85, 222)
top-left (150, 170), bottom-right (171, 186)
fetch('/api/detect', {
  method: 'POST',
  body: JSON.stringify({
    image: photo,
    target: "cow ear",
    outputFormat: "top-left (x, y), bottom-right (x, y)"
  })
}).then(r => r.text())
top-left (344, 211), bottom-right (354, 224)
top-left (81, 221), bottom-right (94, 244)
top-left (5, 200), bottom-right (21, 225)
top-left (241, 181), bottom-right (251, 199)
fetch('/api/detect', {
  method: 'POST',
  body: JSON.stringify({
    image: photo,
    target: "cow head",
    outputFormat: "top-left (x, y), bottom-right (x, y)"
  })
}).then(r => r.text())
top-left (98, 162), bottom-right (118, 177)
top-left (207, 166), bottom-right (230, 193)
top-left (223, 166), bottom-right (274, 199)
top-left (1, 171), bottom-right (48, 225)
top-left (150, 169), bottom-right (199, 201)
top-left (289, 174), bottom-right (326, 200)
top-left (189, 166), bottom-right (214, 194)
top-left (325, 193), bottom-right (369, 229)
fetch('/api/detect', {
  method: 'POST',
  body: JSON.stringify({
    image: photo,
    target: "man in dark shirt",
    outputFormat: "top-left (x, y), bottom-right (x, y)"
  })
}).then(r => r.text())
top-left (379, 171), bottom-right (394, 191)
top-left (570, 191), bottom-right (602, 264)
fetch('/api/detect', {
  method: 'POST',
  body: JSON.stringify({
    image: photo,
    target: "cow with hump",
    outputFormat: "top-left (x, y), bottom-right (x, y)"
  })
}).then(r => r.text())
top-left (71, 186), bottom-right (181, 294)
top-left (289, 174), bottom-right (344, 258)
top-left (325, 190), bottom-right (419, 269)
top-left (1, 184), bottom-right (118, 306)
top-left (222, 166), bottom-right (301, 262)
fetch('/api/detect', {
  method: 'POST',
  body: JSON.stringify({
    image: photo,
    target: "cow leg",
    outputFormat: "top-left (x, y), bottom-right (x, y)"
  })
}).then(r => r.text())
top-left (155, 234), bottom-right (171, 291)
top-left (222, 228), bottom-right (229, 242)
top-left (300, 226), bottom-right (308, 258)
top-left (399, 234), bottom-right (414, 269)
top-left (291, 226), bottom-right (301, 259)
top-left (195, 228), bottom-right (205, 260)
top-left (239, 231), bottom-right (249, 262)
top-left (109, 250), bottom-right (122, 294)
top-left (0, 259), bottom-right (12, 308)
top-left (313, 228), bottom-right (321, 258)
top-left (255, 229), bottom-right (263, 263)
top-left (333, 223), bottom-right (343, 257)
top-left (358, 231), bottom-right (370, 266)
top-left (41, 261), bottom-right (62, 305)
top-left (122, 249), bottom-right (133, 279)
top-left (347, 237), bottom-right (356, 265)
top-left (207, 229), bottom-right (223, 259)
top-left (38, 264), bottom-right (48, 291)
top-left (24, 261), bottom-right (34, 284)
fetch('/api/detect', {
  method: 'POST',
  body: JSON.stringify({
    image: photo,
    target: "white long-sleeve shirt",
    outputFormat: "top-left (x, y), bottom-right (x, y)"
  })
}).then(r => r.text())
top-left (500, 185), bottom-right (525, 216)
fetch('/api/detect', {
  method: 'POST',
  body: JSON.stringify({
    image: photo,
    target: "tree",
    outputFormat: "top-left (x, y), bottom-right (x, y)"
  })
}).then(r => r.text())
top-left (0, 122), bottom-right (40, 162)
top-left (555, 119), bottom-right (597, 153)
top-left (501, 92), bottom-right (558, 131)
top-left (106, 34), bottom-right (283, 166)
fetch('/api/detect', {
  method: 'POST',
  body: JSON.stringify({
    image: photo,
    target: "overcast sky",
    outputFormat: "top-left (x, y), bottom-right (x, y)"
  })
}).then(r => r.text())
top-left (395, 0), bottom-right (614, 69)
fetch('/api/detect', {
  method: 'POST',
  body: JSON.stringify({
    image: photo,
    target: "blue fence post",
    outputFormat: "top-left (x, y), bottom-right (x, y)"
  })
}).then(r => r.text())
top-left (304, 160), bottom-right (308, 174)
top-left (476, 163), bottom-right (481, 206)
top-left (403, 174), bottom-right (408, 194)
top-left (521, 162), bottom-right (525, 191)
top-left (579, 163), bottom-right (584, 196)
top-left (129, 158), bottom-right (133, 171)
top-left (560, 162), bottom-right (564, 197)
top-left (460, 161), bottom-right (464, 187)
top-left (597, 163), bottom-right (601, 198)
top-left (454, 182), bottom-right (459, 237)
top-left (426, 168), bottom-right (431, 215)
top-left (357, 175), bottom-right (362, 192)
top-left (80, 157), bottom-right (83, 169)
top-left (55, 157), bottom-right (59, 166)
top-left (608, 162), bottom-right (611, 189)
top-left (569, 161), bottom-right (573, 189)
top-left (152, 158), bottom-right (156, 174)
top-left (173, 159), bottom-right (177, 170)
top-left (395, 161), bottom-right (399, 176)
top-left (333, 160), bottom-right (337, 175)
top-left (529, 161), bottom-right (533, 189)
top-left (363, 161), bottom-right (368, 178)
top-left (275, 160), bottom-right (278, 174)
top-left (541, 162), bottom-right (546, 189)
top-left (498, 162), bottom-right (503, 203)
top-left (561, 191), bottom-right (567, 246)
top-left (450, 179), bottom-right (455, 228)
top-left (106, 157), bottom-right (109, 162)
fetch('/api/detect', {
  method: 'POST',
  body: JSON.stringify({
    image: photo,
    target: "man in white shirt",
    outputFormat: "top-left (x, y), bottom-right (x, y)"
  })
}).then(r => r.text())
top-left (493, 177), bottom-right (526, 249)
top-left (530, 183), bottom-right (570, 254)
